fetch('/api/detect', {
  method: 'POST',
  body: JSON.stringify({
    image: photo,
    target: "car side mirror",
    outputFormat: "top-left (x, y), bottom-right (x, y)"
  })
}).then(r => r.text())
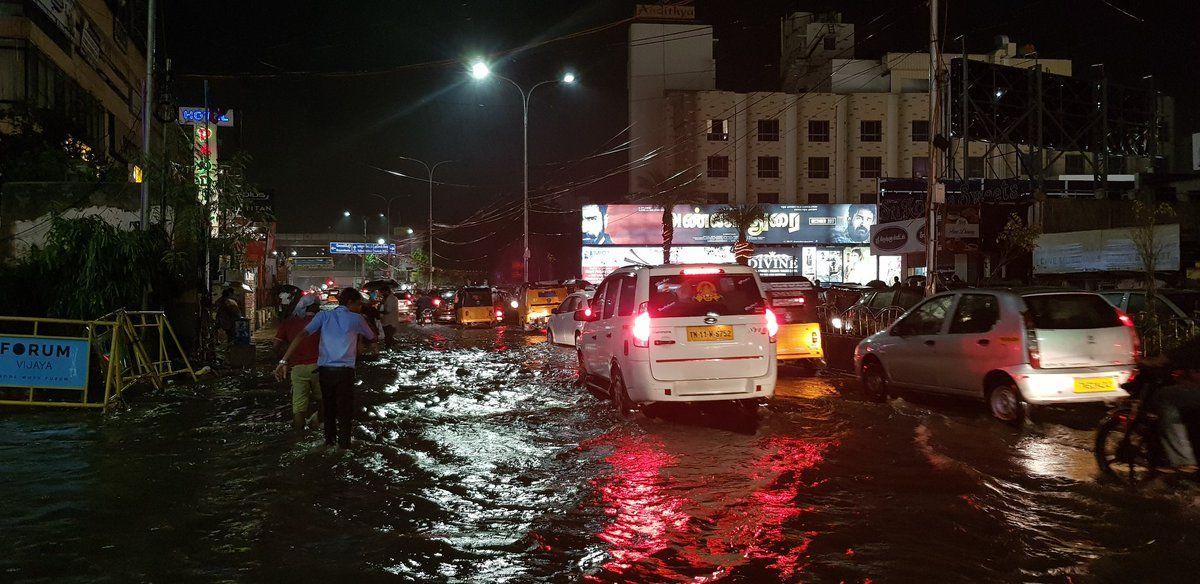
top-left (551, 307), bottom-right (560, 315)
top-left (574, 308), bottom-right (597, 322)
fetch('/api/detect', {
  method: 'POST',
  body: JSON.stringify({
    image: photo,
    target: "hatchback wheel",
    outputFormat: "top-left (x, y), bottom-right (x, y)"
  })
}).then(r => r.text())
top-left (862, 362), bottom-right (888, 402)
top-left (611, 370), bottom-right (634, 419)
top-left (988, 382), bottom-right (1026, 426)
top-left (548, 327), bottom-right (556, 345)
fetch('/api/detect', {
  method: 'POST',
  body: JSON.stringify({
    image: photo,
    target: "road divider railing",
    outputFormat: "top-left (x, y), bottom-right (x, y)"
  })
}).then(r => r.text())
top-left (0, 310), bottom-right (196, 411)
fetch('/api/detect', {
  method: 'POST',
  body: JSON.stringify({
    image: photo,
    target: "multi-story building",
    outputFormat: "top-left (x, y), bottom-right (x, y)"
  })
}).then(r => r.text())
top-left (634, 11), bottom-right (1163, 206)
top-left (0, 0), bottom-right (146, 158)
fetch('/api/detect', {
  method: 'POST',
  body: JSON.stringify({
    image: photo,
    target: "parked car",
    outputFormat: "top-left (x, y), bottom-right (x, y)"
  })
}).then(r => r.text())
top-left (575, 264), bottom-right (778, 416)
top-left (547, 291), bottom-right (594, 346)
top-left (835, 285), bottom-right (924, 336)
top-left (1099, 289), bottom-right (1200, 323)
top-left (855, 288), bottom-right (1138, 424)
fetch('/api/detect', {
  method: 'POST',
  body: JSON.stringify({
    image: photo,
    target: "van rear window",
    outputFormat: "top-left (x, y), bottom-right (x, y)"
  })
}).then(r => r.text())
top-left (648, 274), bottom-right (764, 317)
top-left (1023, 294), bottom-right (1120, 329)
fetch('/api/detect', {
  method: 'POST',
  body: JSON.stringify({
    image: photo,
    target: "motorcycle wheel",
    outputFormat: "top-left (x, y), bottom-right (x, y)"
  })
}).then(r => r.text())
top-left (1094, 409), bottom-right (1158, 485)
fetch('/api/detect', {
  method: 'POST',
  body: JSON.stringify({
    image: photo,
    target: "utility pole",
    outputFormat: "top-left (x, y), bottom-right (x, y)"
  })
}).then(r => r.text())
top-left (396, 156), bottom-right (452, 289)
top-left (139, 0), bottom-right (155, 229)
top-left (924, 0), bottom-right (942, 297)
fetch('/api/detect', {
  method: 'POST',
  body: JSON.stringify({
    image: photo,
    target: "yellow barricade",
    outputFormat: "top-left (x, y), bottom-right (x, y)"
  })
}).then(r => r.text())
top-left (0, 310), bottom-right (196, 411)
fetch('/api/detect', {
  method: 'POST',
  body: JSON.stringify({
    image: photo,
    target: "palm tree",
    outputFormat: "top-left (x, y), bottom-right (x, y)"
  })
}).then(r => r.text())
top-left (711, 204), bottom-right (768, 265)
top-left (630, 168), bottom-right (703, 264)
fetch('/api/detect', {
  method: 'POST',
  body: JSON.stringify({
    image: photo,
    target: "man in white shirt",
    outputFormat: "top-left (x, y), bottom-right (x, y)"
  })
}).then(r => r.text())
top-left (379, 288), bottom-right (401, 349)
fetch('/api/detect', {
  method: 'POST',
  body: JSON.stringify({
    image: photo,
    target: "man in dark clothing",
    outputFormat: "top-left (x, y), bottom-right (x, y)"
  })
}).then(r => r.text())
top-left (1148, 336), bottom-right (1200, 472)
top-left (215, 287), bottom-right (241, 342)
top-left (275, 288), bottom-right (376, 448)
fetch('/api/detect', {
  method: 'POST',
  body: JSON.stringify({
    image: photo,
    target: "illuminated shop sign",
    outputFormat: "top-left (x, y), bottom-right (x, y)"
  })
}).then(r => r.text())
top-left (582, 204), bottom-right (877, 246)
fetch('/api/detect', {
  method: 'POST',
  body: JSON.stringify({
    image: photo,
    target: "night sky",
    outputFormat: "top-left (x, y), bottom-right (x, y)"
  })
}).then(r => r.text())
top-left (163, 0), bottom-right (1197, 272)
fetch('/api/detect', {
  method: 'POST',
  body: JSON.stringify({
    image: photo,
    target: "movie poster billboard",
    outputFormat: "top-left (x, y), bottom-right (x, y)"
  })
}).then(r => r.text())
top-left (582, 204), bottom-right (877, 246)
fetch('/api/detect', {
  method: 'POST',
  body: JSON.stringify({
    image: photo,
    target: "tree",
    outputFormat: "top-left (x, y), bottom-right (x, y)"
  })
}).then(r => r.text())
top-left (710, 204), bottom-right (768, 265)
top-left (1130, 200), bottom-right (1176, 352)
top-left (630, 168), bottom-right (703, 264)
top-left (989, 213), bottom-right (1041, 281)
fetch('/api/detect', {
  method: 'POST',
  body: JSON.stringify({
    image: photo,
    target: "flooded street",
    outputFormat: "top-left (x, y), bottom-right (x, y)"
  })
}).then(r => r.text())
top-left (3, 323), bottom-right (1199, 582)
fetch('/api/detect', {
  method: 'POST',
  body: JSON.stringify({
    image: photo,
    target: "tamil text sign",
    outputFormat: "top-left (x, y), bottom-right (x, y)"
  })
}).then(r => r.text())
top-left (582, 204), bottom-right (877, 246)
top-left (0, 336), bottom-right (90, 390)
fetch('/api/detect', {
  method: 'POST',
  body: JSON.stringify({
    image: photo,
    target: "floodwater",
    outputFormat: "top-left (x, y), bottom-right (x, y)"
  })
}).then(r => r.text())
top-left (2, 324), bottom-right (1198, 583)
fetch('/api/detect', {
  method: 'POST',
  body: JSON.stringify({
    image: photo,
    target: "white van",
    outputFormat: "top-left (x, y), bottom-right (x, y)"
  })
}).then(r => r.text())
top-left (855, 288), bottom-right (1138, 423)
top-left (574, 264), bottom-right (779, 415)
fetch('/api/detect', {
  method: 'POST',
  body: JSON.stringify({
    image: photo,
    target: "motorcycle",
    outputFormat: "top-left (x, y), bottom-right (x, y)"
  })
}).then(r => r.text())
top-left (418, 308), bottom-right (434, 325)
top-left (1094, 364), bottom-right (1200, 484)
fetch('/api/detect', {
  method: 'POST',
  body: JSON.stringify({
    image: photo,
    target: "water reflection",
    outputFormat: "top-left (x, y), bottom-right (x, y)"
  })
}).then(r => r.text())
top-left (588, 420), bottom-right (830, 581)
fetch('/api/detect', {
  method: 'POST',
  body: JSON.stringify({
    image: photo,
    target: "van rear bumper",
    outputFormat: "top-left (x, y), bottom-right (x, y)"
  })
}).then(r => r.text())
top-left (623, 358), bottom-right (776, 403)
top-left (1004, 364), bottom-right (1133, 404)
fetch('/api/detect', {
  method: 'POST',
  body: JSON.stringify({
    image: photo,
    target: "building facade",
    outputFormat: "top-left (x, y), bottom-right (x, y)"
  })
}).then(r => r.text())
top-left (635, 11), bottom-right (1163, 206)
top-left (0, 0), bottom-right (146, 158)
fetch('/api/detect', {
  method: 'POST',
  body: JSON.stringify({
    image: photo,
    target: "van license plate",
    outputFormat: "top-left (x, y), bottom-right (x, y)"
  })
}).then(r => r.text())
top-left (1073, 377), bottom-right (1116, 393)
top-left (686, 325), bottom-right (733, 342)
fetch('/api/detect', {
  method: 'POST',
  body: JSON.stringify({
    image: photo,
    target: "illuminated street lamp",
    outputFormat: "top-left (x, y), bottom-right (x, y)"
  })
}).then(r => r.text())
top-left (469, 60), bottom-right (577, 283)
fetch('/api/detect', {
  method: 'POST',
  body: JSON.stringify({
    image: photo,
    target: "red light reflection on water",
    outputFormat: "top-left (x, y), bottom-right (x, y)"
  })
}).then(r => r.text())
top-left (587, 433), bottom-right (830, 581)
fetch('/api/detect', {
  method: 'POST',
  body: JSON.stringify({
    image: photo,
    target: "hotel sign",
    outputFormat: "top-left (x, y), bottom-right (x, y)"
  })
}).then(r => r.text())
top-left (635, 4), bottom-right (695, 21)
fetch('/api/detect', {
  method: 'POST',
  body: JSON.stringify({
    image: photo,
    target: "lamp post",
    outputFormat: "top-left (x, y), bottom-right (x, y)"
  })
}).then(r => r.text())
top-left (469, 61), bottom-right (576, 283)
top-left (368, 194), bottom-right (404, 276)
top-left (396, 156), bottom-right (453, 289)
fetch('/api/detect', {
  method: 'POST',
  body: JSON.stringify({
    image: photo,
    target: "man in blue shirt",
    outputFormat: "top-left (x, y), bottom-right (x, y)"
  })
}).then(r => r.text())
top-left (275, 287), bottom-right (377, 448)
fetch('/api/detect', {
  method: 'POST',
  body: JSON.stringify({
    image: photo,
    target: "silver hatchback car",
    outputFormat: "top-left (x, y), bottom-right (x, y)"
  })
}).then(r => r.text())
top-left (855, 288), bottom-right (1138, 423)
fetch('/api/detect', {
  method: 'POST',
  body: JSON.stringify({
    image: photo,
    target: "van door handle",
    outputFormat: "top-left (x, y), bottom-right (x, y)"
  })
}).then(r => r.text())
top-left (977, 339), bottom-right (990, 346)
top-left (924, 340), bottom-right (935, 346)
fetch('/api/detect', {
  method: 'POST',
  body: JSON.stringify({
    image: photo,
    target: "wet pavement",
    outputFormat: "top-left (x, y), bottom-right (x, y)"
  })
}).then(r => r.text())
top-left (2, 323), bottom-right (1199, 582)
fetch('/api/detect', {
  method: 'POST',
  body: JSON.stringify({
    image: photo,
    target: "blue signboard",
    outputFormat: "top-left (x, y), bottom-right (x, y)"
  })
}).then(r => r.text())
top-left (329, 242), bottom-right (396, 255)
top-left (177, 107), bottom-right (235, 126)
top-left (0, 335), bottom-right (91, 390)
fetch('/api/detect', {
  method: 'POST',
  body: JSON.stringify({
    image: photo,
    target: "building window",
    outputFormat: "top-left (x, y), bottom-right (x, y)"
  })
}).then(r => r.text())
top-left (860, 192), bottom-right (877, 204)
top-left (707, 155), bottom-right (729, 178)
top-left (912, 156), bottom-right (930, 178)
top-left (757, 119), bottom-right (779, 141)
top-left (860, 156), bottom-right (882, 178)
top-left (808, 193), bottom-right (829, 204)
top-left (707, 119), bottom-right (728, 141)
top-left (911, 120), bottom-right (929, 142)
top-left (808, 120), bottom-right (830, 142)
top-left (824, 35), bottom-right (837, 51)
top-left (758, 156), bottom-right (780, 178)
top-left (706, 193), bottom-right (729, 204)
top-left (860, 120), bottom-right (882, 142)
top-left (966, 156), bottom-right (985, 177)
top-left (757, 193), bottom-right (779, 204)
top-left (808, 157), bottom-right (830, 179)
top-left (1065, 154), bottom-right (1086, 175)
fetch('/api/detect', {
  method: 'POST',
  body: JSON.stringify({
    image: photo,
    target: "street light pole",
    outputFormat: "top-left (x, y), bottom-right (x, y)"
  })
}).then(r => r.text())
top-left (397, 156), bottom-right (453, 289)
top-left (469, 63), bottom-right (575, 283)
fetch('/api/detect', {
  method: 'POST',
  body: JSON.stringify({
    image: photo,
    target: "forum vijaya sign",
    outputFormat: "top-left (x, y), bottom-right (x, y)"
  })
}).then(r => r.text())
top-left (0, 336), bottom-right (90, 390)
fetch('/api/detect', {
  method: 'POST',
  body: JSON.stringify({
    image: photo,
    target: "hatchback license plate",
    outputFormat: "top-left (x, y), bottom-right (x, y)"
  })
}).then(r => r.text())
top-left (686, 325), bottom-right (733, 342)
top-left (1073, 377), bottom-right (1116, 393)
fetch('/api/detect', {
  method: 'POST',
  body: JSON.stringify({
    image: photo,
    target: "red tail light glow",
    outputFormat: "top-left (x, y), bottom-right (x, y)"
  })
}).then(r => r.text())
top-left (432, 298), bottom-right (441, 307)
top-left (1117, 309), bottom-right (1141, 360)
top-left (1117, 309), bottom-right (1134, 328)
top-left (583, 306), bottom-right (593, 318)
top-left (495, 309), bottom-right (503, 318)
top-left (764, 307), bottom-right (779, 341)
top-left (1021, 311), bottom-right (1041, 368)
top-left (681, 267), bottom-right (723, 275)
top-left (632, 306), bottom-right (651, 347)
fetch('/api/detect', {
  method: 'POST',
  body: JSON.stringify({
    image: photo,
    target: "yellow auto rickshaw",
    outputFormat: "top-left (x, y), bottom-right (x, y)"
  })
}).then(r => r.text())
top-left (455, 286), bottom-right (497, 327)
top-left (761, 276), bottom-right (824, 365)
top-left (518, 282), bottom-right (568, 332)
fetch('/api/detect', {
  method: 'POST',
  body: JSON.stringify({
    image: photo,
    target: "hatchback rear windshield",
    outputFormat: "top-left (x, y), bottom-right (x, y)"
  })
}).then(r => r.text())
top-left (1023, 294), bottom-right (1120, 329)
top-left (459, 289), bottom-right (491, 307)
top-left (648, 273), bottom-right (765, 317)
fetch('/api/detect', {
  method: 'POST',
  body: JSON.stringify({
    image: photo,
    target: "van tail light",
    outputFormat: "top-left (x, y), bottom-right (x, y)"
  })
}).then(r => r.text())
top-left (432, 298), bottom-right (441, 307)
top-left (764, 307), bottom-right (779, 342)
top-left (495, 309), bottom-right (503, 319)
top-left (1021, 311), bottom-right (1041, 369)
top-left (632, 302), bottom-right (651, 348)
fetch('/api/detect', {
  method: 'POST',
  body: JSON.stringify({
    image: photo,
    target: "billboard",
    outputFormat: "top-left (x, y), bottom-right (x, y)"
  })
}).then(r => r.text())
top-left (1033, 224), bottom-right (1180, 274)
top-left (582, 204), bottom-right (877, 246)
top-left (582, 245), bottom-right (900, 284)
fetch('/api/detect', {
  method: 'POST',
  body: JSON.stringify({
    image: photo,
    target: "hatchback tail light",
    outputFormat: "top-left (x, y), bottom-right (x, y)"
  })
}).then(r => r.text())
top-left (495, 309), bottom-right (503, 318)
top-left (632, 303), bottom-right (651, 348)
top-left (764, 307), bottom-right (779, 342)
top-left (1021, 311), bottom-right (1041, 368)
top-left (1117, 308), bottom-right (1141, 360)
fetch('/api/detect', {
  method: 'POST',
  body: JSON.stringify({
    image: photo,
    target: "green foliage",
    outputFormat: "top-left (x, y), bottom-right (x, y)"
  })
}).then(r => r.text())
top-left (1, 215), bottom-right (181, 319)
top-left (630, 169), bottom-right (704, 264)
